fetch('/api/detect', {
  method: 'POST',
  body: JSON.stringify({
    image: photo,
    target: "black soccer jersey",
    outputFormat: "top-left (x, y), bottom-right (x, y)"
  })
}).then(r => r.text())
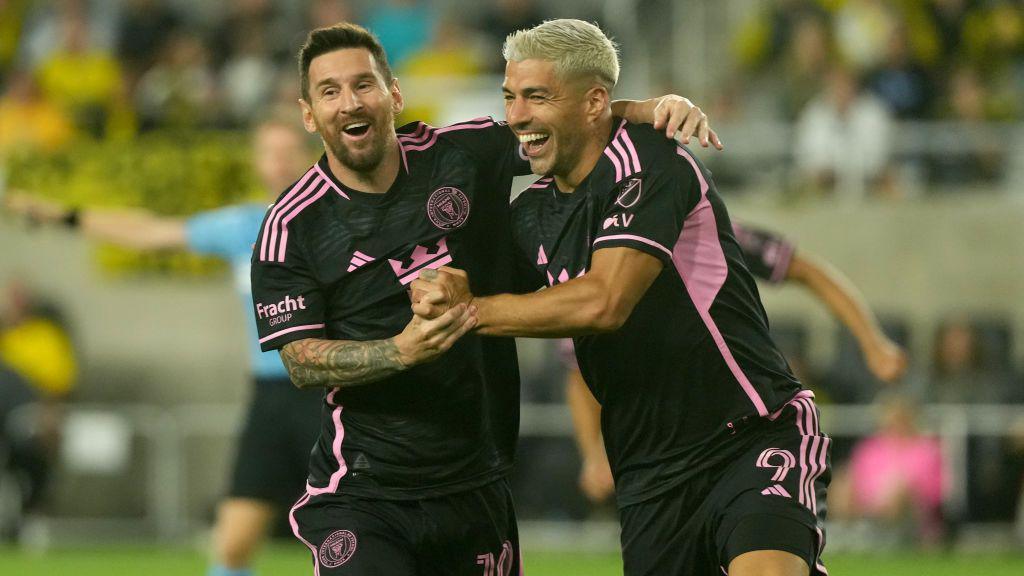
top-left (732, 223), bottom-right (796, 284)
top-left (511, 119), bottom-right (804, 507)
top-left (251, 118), bottom-right (530, 501)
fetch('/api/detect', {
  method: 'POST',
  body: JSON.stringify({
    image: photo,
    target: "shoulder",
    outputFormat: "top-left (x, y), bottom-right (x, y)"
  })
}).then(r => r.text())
top-left (602, 121), bottom-right (706, 195)
top-left (398, 117), bottom-right (507, 151)
top-left (511, 177), bottom-right (551, 212)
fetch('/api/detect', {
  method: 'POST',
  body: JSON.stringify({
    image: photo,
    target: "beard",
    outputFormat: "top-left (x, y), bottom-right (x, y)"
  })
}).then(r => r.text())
top-left (317, 114), bottom-right (391, 173)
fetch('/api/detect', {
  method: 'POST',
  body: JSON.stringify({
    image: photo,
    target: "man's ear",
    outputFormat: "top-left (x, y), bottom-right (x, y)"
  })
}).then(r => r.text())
top-left (586, 85), bottom-right (611, 122)
top-left (299, 98), bottom-right (317, 134)
top-left (390, 78), bottom-right (404, 116)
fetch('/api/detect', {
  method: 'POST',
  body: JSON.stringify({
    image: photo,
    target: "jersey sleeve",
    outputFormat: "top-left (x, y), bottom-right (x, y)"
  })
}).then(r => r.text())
top-left (591, 164), bottom-right (700, 266)
top-left (186, 204), bottom-right (264, 258)
top-left (437, 117), bottom-right (532, 176)
top-left (250, 217), bottom-right (326, 351)
top-left (731, 222), bottom-right (796, 284)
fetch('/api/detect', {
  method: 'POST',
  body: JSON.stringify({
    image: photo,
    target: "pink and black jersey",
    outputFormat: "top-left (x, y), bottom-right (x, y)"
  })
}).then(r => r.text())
top-left (511, 119), bottom-right (805, 507)
top-left (250, 118), bottom-right (531, 501)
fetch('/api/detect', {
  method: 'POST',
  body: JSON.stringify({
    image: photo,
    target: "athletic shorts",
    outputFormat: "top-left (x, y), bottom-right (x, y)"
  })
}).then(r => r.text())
top-left (289, 478), bottom-right (520, 576)
top-left (227, 376), bottom-right (322, 506)
top-left (620, 392), bottom-right (830, 576)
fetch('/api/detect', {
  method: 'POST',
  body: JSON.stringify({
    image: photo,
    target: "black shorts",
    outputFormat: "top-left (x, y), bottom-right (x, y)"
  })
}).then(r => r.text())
top-left (620, 392), bottom-right (830, 576)
top-left (289, 479), bottom-right (520, 576)
top-left (227, 377), bottom-right (322, 507)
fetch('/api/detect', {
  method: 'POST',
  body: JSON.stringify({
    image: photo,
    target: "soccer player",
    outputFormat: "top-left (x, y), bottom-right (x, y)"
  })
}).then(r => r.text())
top-left (412, 20), bottom-right (830, 576)
top-left (568, 222), bottom-right (909, 503)
top-left (248, 23), bottom-right (718, 576)
top-left (4, 116), bottom-right (323, 576)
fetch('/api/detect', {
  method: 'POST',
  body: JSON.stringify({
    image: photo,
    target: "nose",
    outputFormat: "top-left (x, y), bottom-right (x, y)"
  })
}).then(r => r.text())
top-left (340, 88), bottom-right (363, 115)
top-left (506, 96), bottom-right (529, 129)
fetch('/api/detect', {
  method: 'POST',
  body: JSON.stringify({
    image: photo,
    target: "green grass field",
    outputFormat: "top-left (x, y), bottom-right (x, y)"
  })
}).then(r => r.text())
top-left (1, 545), bottom-right (1023, 575)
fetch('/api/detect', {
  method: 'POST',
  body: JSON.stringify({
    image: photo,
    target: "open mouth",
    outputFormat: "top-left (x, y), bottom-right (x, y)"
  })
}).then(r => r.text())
top-left (518, 132), bottom-right (550, 156)
top-left (342, 122), bottom-right (371, 138)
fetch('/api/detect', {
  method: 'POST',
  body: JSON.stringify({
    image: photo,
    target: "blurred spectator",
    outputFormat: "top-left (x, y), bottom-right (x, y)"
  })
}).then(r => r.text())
top-left (793, 65), bottom-right (896, 201)
top-left (867, 24), bottom-right (935, 119)
top-left (0, 69), bottom-right (74, 158)
top-left (364, 0), bottom-right (433, 70)
top-left (207, 0), bottom-right (289, 70)
top-left (834, 0), bottom-right (899, 71)
top-left (0, 280), bottom-right (77, 540)
top-left (478, 0), bottom-right (545, 73)
top-left (831, 394), bottom-right (946, 546)
top-left (398, 16), bottom-right (485, 125)
top-left (777, 14), bottom-right (835, 121)
top-left (924, 0), bottom-right (974, 64)
top-left (220, 23), bottom-right (279, 126)
top-left (929, 66), bottom-right (1005, 186)
top-left (733, 0), bottom-right (829, 73)
top-left (134, 31), bottom-right (218, 131)
top-left (34, 7), bottom-right (131, 139)
top-left (930, 314), bottom-right (1018, 403)
top-left (115, 0), bottom-right (181, 88)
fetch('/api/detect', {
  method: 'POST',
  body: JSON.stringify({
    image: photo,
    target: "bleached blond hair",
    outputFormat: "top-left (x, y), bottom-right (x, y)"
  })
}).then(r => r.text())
top-left (503, 19), bottom-right (620, 91)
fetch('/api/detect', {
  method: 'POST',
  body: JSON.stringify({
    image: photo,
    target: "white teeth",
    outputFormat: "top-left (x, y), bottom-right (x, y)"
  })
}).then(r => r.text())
top-left (517, 133), bottom-right (548, 143)
top-left (344, 122), bottom-right (370, 130)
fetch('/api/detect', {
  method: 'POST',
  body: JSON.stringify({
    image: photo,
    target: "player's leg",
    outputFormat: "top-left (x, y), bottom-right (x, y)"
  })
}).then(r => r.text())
top-left (420, 478), bottom-right (522, 576)
top-left (728, 549), bottom-right (810, 576)
top-left (290, 493), bottom-right (420, 575)
top-left (618, 479), bottom-right (715, 576)
top-left (209, 378), bottom-right (315, 575)
top-left (212, 498), bottom-right (275, 572)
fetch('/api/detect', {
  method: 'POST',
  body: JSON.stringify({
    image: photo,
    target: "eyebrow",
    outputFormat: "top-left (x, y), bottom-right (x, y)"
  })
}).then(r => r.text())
top-left (315, 72), bottom-right (378, 89)
top-left (503, 86), bottom-right (547, 96)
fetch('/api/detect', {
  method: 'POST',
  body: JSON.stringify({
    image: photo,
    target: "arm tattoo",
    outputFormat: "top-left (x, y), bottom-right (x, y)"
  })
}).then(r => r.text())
top-left (280, 338), bottom-right (406, 389)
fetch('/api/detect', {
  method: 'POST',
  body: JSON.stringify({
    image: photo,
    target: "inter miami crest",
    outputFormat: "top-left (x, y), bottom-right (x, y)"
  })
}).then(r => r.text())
top-left (427, 186), bottom-right (470, 229)
top-left (319, 529), bottom-right (357, 568)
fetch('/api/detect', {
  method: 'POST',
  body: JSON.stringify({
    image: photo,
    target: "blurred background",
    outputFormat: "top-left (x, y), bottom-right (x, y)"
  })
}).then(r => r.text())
top-left (0, 0), bottom-right (1022, 574)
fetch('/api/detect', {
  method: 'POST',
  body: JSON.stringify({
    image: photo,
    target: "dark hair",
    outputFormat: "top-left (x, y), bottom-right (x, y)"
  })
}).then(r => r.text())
top-left (298, 23), bottom-right (394, 101)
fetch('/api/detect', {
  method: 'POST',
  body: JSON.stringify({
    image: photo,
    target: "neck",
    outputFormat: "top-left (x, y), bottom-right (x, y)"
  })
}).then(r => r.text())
top-left (326, 134), bottom-right (401, 193)
top-left (553, 115), bottom-right (614, 193)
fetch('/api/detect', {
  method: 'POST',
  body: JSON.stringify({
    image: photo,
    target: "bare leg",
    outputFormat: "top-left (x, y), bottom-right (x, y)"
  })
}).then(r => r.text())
top-left (212, 498), bottom-right (276, 570)
top-left (728, 550), bottom-right (810, 576)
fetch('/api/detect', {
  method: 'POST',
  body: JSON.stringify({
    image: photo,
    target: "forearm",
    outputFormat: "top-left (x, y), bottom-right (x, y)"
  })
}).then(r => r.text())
top-left (80, 209), bottom-right (186, 250)
top-left (474, 279), bottom-right (620, 338)
top-left (279, 337), bottom-right (407, 389)
top-left (612, 99), bottom-right (655, 124)
top-left (566, 369), bottom-right (604, 461)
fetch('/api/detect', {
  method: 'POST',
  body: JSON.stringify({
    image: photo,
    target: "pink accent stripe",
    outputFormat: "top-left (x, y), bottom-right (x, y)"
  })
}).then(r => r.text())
top-left (401, 119), bottom-right (495, 151)
top-left (611, 138), bottom-right (634, 179)
top-left (398, 138), bottom-right (409, 173)
top-left (258, 323), bottom-right (325, 344)
top-left (307, 390), bottom-right (349, 495)
top-left (793, 400), bottom-right (809, 508)
top-left (313, 163), bottom-right (348, 199)
top-left (261, 169), bottom-right (319, 261)
top-left (815, 526), bottom-right (828, 575)
top-left (603, 148), bottom-right (623, 182)
top-left (528, 178), bottom-right (552, 189)
top-left (350, 257), bottom-right (367, 267)
top-left (593, 234), bottom-right (672, 259)
top-left (265, 175), bottom-right (324, 262)
top-left (277, 182), bottom-right (331, 261)
top-left (620, 130), bottom-right (642, 173)
top-left (398, 118), bottom-right (490, 145)
top-left (672, 147), bottom-right (768, 416)
top-left (289, 493), bottom-right (320, 576)
top-left (769, 389), bottom-right (815, 421)
top-left (399, 254), bottom-right (453, 285)
top-left (353, 251), bottom-right (374, 261)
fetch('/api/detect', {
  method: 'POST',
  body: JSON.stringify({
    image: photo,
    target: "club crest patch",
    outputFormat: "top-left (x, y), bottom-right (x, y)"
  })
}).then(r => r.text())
top-left (319, 529), bottom-right (357, 568)
top-left (427, 186), bottom-right (470, 229)
top-left (616, 177), bottom-right (642, 208)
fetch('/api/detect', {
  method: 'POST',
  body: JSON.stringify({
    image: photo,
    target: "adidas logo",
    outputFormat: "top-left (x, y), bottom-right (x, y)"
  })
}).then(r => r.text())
top-left (760, 484), bottom-right (791, 498)
top-left (347, 251), bottom-right (376, 272)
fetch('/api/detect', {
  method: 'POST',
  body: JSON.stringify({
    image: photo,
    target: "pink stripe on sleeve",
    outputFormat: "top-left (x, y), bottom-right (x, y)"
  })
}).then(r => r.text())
top-left (277, 182), bottom-right (331, 261)
top-left (620, 130), bottom-right (642, 173)
top-left (258, 323), bottom-right (325, 344)
top-left (261, 168), bottom-right (317, 261)
top-left (603, 148), bottom-right (623, 182)
top-left (265, 176), bottom-right (323, 262)
top-left (611, 138), bottom-right (634, 178)
top-left (593, 234), bottom-right (673, 259)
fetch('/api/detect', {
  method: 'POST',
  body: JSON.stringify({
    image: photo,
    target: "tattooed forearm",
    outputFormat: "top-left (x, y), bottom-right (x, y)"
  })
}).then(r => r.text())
top-left (280, 338), bottom-right (407, 389)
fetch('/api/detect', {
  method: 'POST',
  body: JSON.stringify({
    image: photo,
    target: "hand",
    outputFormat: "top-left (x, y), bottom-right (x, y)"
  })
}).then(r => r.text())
top-left (3, 192), bottom-right (68, 225)
top-left (393, 303), bottom-right (477, 367)
top-left (409, 266), bottom-right (474, 320)
top-left (866, 338), bottom-right (908, 383)
top-left (651, 95), bottom-right (724, 150)
top-left (579, 453), bottom-right (615, 503)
